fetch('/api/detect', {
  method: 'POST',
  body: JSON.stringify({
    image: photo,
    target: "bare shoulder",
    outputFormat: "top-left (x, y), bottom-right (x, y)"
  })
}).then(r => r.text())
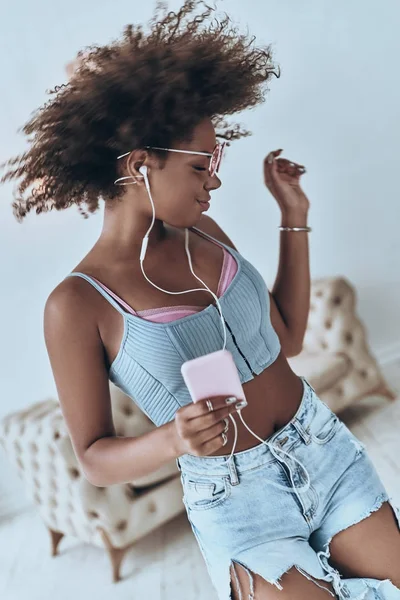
top-left (197, 214), bottom-right (238, 251)
top-left (44, 275), bottom-right (93, 325)
top-left (43, 275), bottom-right (101, 355)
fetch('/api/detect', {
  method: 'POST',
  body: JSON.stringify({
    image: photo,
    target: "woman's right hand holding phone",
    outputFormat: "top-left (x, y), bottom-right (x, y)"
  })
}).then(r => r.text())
top-left (171, 396), bottom-right (246, 457)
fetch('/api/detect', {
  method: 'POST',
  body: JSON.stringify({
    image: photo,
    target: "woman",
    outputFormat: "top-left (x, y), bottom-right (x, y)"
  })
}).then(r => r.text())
top-left (1, 2), bottom-right (399, 598)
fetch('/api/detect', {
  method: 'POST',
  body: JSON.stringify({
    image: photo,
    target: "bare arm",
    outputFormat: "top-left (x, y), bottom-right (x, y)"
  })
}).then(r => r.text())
top-left (44, 281), bottom-right (178, 487)
top-left (270, 210), bottom-right (311, 355)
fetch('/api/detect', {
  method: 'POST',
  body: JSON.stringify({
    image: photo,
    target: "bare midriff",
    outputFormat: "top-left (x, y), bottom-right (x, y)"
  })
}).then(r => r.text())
top-left (208, 351), bottom-right (305, 456)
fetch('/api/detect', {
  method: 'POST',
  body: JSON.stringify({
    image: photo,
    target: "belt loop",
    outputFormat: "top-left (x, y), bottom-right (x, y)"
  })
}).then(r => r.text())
top-left (227, 456), bottom-right (240, 486)
top-left (292, 418), bottom-right (312, 445)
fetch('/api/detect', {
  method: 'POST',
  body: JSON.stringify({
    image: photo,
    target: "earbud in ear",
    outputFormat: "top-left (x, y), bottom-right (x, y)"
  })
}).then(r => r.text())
top-left (139, 165), bottom-right (147, 176)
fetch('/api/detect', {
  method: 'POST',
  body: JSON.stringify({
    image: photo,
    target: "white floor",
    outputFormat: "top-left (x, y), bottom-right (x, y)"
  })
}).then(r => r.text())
top-left (1, 362), bottom-right (400, 600)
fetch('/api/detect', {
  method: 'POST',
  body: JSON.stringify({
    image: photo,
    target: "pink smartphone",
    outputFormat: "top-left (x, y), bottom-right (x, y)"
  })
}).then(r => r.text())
top-left (181, 349), bottom-right (246, 403)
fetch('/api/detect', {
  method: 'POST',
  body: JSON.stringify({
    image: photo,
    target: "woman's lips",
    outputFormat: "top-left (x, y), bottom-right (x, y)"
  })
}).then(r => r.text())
top-left (197, 199), bottom-right (210, 210)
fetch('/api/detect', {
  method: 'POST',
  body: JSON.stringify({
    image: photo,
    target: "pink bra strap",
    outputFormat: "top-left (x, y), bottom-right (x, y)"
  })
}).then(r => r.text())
top-left (90, 276), bottom-right (137, 315)
top-left (217, 250), bottom-right (237, 296)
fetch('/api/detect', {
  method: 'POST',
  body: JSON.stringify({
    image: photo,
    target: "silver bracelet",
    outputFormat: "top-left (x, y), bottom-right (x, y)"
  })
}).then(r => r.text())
top-left (279, 226), bottom-right (312, 232)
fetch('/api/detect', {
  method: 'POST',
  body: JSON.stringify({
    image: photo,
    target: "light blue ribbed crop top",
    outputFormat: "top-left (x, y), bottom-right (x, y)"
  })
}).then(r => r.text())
top-left (65, 228), bottom-right (281, 426)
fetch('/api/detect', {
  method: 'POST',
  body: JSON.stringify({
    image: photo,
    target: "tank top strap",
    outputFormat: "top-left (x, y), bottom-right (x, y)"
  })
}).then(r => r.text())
top-left (65, 272), bottom-right (133, 316)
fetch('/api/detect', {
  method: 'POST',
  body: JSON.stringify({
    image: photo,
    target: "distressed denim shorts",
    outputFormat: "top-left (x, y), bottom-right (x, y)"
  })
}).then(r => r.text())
top-left (177, 376), bottom-right (400, 600)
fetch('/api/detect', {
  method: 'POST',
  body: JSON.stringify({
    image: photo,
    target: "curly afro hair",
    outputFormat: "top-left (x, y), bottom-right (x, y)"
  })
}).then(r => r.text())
top-left (0, 0), bottom-right (279, 222)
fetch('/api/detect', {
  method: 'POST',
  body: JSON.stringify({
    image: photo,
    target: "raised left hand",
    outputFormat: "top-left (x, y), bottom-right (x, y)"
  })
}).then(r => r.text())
top-left (263, 149), bottom-right (310, 214)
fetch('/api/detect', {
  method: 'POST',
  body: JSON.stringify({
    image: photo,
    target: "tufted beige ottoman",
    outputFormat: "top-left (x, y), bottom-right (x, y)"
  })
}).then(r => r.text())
top-left (0, 384), bottom-right (185, 583)
top-left (288, 277), bottom-right (396, 412)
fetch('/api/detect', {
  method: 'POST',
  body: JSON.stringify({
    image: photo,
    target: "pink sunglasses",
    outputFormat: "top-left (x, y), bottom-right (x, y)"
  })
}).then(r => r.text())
top-left (117, 142), bottom-right (227, 177)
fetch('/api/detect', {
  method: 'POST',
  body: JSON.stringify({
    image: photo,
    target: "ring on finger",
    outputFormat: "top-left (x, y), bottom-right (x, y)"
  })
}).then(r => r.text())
top-left (206, 399), bottom-right (214, 412)
top-left (221, 432), bottom-right (228, 446)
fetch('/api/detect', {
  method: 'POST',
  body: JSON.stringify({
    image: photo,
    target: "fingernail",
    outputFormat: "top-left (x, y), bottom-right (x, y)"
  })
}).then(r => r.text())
top-left (223, 418), bottom-right (229, 432)
top-left (235, 401), bottom-right (248, 410)
top-left (225, 396), bottom-right (237, 405)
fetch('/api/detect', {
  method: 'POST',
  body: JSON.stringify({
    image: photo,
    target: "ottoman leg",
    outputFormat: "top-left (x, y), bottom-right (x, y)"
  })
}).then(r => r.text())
top-left (48, 528), bottom-right (64, 556)
top-left (97, 527), bottom-right (131, 583)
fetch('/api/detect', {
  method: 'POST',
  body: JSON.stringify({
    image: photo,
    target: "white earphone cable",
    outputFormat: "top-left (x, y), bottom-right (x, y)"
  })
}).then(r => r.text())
top-left (139, 167), bottom-right (227, 350)
top-left (137, 166), bottom-right (282, 470)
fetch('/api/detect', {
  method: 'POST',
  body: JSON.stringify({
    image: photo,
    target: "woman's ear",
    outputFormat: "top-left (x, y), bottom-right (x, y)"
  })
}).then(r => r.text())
top-left (124, 153), bottom-right (150, 186)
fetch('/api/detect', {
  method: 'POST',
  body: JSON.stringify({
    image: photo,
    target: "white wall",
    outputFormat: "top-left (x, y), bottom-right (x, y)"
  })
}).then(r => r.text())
top-left (1, 0), bottom-right (399, 422)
